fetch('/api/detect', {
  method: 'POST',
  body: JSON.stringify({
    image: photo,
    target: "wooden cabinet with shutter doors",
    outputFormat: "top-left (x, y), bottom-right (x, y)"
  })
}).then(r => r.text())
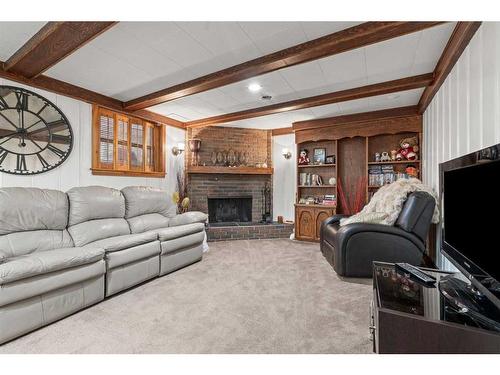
top-left (91, 105), bottom-right (165, 177)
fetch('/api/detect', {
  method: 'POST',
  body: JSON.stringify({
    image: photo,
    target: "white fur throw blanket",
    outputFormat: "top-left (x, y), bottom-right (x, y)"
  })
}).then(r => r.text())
top-left (340, 178), bottom-right (439, 227)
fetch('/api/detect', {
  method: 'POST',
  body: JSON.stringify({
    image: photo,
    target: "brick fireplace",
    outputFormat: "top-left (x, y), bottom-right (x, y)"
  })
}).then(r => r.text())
top-left (186, 126), bottom-right (273, 223)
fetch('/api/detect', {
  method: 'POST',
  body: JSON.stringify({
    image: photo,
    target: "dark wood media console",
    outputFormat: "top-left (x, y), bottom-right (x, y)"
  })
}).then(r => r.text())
top-left (371, 262), bottom-right (500, 353)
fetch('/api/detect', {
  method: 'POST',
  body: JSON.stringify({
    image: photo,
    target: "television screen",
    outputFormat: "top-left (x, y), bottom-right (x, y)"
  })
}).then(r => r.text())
top-left (443, 160), bottom-right (500, 282)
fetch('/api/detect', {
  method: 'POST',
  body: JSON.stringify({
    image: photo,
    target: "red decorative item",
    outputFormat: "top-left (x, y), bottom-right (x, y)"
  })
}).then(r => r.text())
top-left (298, 149), bottom-right (310, 165)
top-left (396, 136), bottom-right (419, 161)
top-left (337, 176), bottom-right (367, 215)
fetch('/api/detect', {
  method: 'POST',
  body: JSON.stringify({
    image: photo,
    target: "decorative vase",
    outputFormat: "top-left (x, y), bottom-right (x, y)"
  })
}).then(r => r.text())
top-left (188, 139), bottom-right (201, 166)
top-left (227, 149), bottom-right (237, 166)
top-left (210, 151), bottom-right (217, 165)
top-left (216, 151), bottom-right (223, 165)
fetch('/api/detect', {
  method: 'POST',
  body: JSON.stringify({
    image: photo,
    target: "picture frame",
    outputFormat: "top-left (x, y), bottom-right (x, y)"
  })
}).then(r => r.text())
top-left (313, 148), bottom-right (326, 164)
top-left (326, 154), bottom-right (336, 164)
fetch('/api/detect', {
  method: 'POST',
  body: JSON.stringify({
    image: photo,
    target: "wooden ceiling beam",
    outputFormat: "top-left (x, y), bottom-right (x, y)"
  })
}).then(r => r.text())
top-left (186, 73), bottom-right (433, 128)
top-left (124, 22), bottom-right (444, 111)
top-left (418, 22), bottom-right (482, 113)
top-left (292, 106), bottom-right (420, 131)
top-left (0, 62), bottom-right (185, 129)
top-left (4, 22), bottom-right (117, 78)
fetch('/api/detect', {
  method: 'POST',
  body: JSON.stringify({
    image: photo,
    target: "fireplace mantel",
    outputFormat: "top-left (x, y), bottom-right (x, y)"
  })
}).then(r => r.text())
top-left (187, 166), bottom-right (273, 175)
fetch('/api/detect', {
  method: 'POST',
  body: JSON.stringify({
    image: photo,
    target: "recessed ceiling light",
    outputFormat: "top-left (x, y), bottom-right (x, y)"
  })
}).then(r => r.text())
top-left (248, 83), bottom-right (262, 93)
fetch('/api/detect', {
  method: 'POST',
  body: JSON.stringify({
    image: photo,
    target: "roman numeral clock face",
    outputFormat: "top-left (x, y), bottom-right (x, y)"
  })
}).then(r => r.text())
top-left (0, 86), bottom-right (73, 175)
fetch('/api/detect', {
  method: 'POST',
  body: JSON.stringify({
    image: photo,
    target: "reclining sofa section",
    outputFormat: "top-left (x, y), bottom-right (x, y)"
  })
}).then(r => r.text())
top-left (0, 186), bottom-right (208, 344)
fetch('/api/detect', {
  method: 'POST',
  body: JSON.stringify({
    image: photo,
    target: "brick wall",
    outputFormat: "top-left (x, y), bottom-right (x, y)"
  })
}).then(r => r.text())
top-left (187, 126), bottom-right (272, 167)
top-left (186, 126), bottom-right (273, 222)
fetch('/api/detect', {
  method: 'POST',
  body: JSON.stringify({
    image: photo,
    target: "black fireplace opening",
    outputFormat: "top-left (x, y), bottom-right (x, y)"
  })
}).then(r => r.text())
top-left (208, 196), bottom-right (252, 223)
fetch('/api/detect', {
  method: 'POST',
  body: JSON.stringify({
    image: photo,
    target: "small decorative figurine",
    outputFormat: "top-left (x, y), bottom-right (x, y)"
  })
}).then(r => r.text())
top-left (405, 165), bottom-right (419, 178)
top-left (391, 150), bottom-right (398, 161)
top-left (396, 136), bottom-right (419, 161)
top-left (298, 149), bottom-right (310, 165)
top-left (380, 152), bottom-right (391, 162)
top-left (375, 152), bottom-right (381, 162)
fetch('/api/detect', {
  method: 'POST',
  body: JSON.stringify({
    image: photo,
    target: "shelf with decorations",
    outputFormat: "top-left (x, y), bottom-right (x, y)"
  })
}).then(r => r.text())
top-left (367, 133), bottom-right (421, 202)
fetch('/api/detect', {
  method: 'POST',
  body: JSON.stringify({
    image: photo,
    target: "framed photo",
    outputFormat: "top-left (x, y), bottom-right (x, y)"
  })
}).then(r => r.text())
top-left (326, 154), bottom-right (336, 164)
top-left (313, 148), bottom-right (326, 164)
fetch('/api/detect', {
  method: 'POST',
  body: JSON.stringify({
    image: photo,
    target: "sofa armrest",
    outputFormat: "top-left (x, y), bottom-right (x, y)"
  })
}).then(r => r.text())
top-left (333, 223), bottom-right (427, 277)
top-left (320, 214), bottom-right (349, 245)
top-left (169, 211), bottom-right (208, 227)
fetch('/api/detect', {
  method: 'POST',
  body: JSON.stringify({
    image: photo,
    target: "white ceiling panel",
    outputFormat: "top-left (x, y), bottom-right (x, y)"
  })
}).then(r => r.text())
top-left (411, 22), bottom-right (456, 75)
top-left (364, 31), bottom-right (421, 84)
top-left (239, 22), bottom-right (308, 55)
top-left (301, 22), bottom-right (362, 40)
top-left (0, 22), bottom-right (45, 61)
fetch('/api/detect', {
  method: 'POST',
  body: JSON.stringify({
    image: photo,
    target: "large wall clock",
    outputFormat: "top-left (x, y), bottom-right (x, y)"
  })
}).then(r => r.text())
top-left (0, 85), bottom-right (73, 175)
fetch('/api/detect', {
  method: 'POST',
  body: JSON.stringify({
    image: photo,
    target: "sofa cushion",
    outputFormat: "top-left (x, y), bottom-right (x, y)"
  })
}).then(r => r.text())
top-left (127, 213), bottom-right (170, 234)
top-left (0, 187), bottom-right (68, 235)
top-left (67, 186), bottom-right (125, 226)
top-left (0, 247), bottom-right (104, 285)
top-left (68, 218), bottom-right (131, 247)
top-left (121, 186), bottom-right (175, 219)
top-left (168, 211), bottom-right (207, 227)
top-left (83, 231), bottom-right (158, 253)
top-left (106, 241), bottom-right (160, 269)
top-left (154, 223), bottom-right (205, 242)
top-left (0, 229), bottom-right (74, 259)
top-left (161, 231), bottom-right (205, 255)
top-left (0, 261), bottom-right (105, 308)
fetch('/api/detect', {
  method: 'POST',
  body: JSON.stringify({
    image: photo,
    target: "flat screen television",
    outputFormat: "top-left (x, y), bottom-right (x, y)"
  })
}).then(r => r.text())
top-left (440, 143), bottom-right (500, 309)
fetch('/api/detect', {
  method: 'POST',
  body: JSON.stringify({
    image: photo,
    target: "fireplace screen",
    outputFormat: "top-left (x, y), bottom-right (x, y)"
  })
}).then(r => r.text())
top-left (207, 196), bottom-right (252, 223)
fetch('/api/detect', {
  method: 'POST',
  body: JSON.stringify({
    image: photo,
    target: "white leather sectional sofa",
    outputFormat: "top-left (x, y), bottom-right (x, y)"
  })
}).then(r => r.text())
top-left (0, 186), bottom-right (207, 344)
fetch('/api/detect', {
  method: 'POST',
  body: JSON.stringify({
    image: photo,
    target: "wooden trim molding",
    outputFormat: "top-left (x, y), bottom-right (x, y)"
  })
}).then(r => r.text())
top-left (292, 106), bottom-right (420, 131)
top-left (187, 166), bottom-right (273, 175)
top-left (418, 22), bottom-right (482, 113)
top-left (271, 127), bottom-right (294, 136)
top-left (124, 22), bottom-right (444, 111)
top-left (0, 61), bottom-right (185, 128)
top-left (186, 74), bottom-right (433, 128)
top-left (5, 22), bottom-right (117, 78)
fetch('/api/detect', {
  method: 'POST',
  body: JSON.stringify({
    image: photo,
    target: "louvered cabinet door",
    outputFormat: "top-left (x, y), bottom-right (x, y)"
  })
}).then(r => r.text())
top-left (98, 109), bottom-right (115, 169)
top-left (130, 119), bottom-right (144, 171)
top-left (144, 122), bottom-right (155, 172)
top-left (115, 115), bottom-right (129, 170)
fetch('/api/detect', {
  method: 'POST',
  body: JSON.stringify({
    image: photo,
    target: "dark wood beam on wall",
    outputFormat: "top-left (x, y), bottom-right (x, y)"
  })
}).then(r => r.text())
top-left (124, 22), bottom-right (444, 111)
top-left (418, 22), bottom-right (482, 114)
top-left (292, 106), bottom-right (420, 131)
top-left (4, 22), bottom-right (117, 79)
top-left (0, 62), bottom-right (186, 129)
top-left (186, 74), bottom-right (433, 128)
top-left (271, 127), bottom-right (294, 136)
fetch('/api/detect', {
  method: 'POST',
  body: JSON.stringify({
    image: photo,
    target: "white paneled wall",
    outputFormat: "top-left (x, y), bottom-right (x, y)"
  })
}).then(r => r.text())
top-left (423, 23), bottom-right (500, 269)
top-left (0, 78), bottom-right (185, 193)
top-left (272, 133), bottom-right (296, 221)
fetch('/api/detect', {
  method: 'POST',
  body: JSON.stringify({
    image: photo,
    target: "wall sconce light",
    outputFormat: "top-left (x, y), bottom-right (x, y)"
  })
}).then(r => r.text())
top-left (282, 148), bottom-right (292, 160)
top-left (172, 142), bottom-right (185, 156)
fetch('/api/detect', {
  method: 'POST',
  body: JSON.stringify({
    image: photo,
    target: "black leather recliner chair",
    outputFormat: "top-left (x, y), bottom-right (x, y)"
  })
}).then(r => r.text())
top-left (320, 191), bottom-right (436, 278)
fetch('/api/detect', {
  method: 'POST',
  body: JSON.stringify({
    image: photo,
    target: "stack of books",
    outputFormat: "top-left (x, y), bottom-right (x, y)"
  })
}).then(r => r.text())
top-left (322, 194), bottom-right (337, 206)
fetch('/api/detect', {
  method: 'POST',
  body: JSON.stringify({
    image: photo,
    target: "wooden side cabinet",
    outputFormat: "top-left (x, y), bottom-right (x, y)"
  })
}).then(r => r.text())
top-left (295, 204), bottom-right (335, 242)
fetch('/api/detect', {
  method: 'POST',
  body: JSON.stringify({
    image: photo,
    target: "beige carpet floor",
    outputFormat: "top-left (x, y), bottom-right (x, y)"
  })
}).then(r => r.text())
top-left (0, 239), bottom-right (373, 354)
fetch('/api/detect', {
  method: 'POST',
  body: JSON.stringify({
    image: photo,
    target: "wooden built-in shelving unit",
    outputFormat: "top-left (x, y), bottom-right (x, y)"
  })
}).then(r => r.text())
top-left (293, 109), bottom-right (423, 242)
